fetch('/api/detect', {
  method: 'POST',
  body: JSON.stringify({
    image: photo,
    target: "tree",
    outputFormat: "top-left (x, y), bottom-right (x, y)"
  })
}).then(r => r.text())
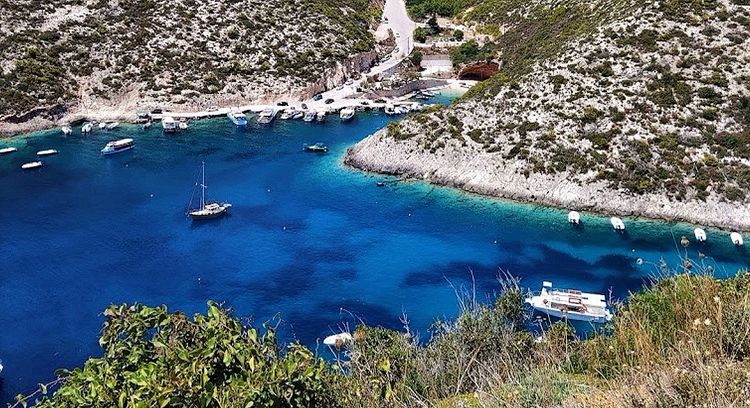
top-left (413, 27), bottom-right (429, 43)
top-left (16, 302), bottom-right (339, 408)
top-left (410, 50), bottom-right (424, 68)
top-left (426, 14), bottom-right (441, 34)
top-left (453, 29), bottom-right (464, 41)
top-left (449, 40), bottom-right (481, 66)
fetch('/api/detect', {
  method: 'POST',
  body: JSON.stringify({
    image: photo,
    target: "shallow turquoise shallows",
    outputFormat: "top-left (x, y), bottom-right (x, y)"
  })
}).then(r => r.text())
top-left (0, 96), bottom-right (748, 402)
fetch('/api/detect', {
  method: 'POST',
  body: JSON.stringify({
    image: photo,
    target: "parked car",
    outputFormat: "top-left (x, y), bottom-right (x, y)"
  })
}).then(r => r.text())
top-left (360, 101), bottom-right (370, 106)
top-left (301, 103), bottom-right (308, 110)
top-left (207, 105), bottom-right (219, 112)
top-left (277, 101), bottom-right (289, 106)
top-left (151, 108), bottom-right (163, 114)
top-left (313, 94), bottom-right (323, 101)
top-left (325, 98), bottom-right (335, 104)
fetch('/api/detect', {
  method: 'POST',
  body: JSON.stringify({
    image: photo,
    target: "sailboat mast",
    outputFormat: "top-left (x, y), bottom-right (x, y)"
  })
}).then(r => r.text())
top-left (201, 161), bottom-right (206, 209)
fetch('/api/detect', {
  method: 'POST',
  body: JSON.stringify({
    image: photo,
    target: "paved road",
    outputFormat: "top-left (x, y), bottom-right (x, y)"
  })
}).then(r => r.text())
top-left (370, 0), bottom-right (416, 76)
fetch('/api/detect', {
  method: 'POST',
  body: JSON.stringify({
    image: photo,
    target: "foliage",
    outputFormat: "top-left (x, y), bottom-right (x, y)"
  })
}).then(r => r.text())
top-left (17, 302), bottom-right (338, 408)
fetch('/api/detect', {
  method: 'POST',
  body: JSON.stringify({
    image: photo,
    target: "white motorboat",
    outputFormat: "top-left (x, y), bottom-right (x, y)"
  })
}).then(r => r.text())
top-left (279, 110), bottom-right (294, 120)
top-left (610, 217), bottom-right (625, 231)
top-left (0, 147), bottom-right (18, 154)
top-left (106, 122), bottom-right (119, 130)
top-left (143, 121), bottom-right (153, 130)
top-left (98, 122), bottom-right (107, 130)
top-left (315, 111), bottom-right (326, 122)
top-left (101, 138), bottom-right (134, 155)
top-left (323, 332), bottom-right (353, 347)
top-left (384, 105), bottom-right (397, 115)
top-left (227, 111), bottom-right (248, 126)
top-left (61, 126), bottom-right (72, 135)
top-left (694, 228), bottom-right (707, 243)
top-left (21, 161), bottom-right (43, 170)
top-left (526, 281), bottom-right (613, 323)
top-left (303, 111), bottom-right (316, 122)
top-left (292, 111), bottom-right (304, 120)
top-left (37, 149), bottom-right (59, 157)
top-left (187, 162), bottom-right (231, 220)
top-left (178, 119), bottom-right (189, 130)
top-left (162, 116), bottom-right (177, 133)
top-left (303, 143), bottom-right (328, 153)
top-left (731, 232), bottom-right (744, 246)
top-left (339, 108), bottom-right (355, 121)
top-left (568, 211), bottom-right (580, 224)
top-left (257, 109), bottom-right (276, 124)
top-left (81, 122), bottom-right (93, 133)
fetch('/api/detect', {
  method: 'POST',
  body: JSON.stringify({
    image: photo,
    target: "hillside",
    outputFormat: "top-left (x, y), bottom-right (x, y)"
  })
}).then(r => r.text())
top-left (347, 0), bottom-right (750, 230)
top-left (0, 0), bottom-right (382, 133)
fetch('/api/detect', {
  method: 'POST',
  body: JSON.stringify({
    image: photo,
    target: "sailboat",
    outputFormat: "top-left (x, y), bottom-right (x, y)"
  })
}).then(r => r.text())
top-left (187, 162), bottom-right (232, 220)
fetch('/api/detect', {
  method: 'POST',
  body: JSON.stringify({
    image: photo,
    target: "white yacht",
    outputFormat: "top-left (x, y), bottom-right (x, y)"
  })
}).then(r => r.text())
top-left (101, 138), bottom-right (134, 155)
top-left (227, 111), bottom-right (248, 126)
top-left (292, 111), bottom-right (304, 120)
top-left (81, 122), bottom-right (93, 133)
top-left (731, 232), bottom-right (744, 246)
top-left (21, 161), bottom-right (43, 170)
top-left (106, 122), bottom-right (119, 131)
top-left (303, 111), bottom-right (316, 122)
top-left (694, 228), bottom-right (707, 243)
top-left (568, 211), bottom-right (580, 224)
top-left (339, 108), bottom-right (355, 121)
top-left (37, 149), bottom-right (59, 157)
top-left (384, 105), bottom-right (396, 115)
top-left (315, 111), bottom-right (326, 122)
top-left (610, 217), bottom-right (625, 231)
top-left (98, 122), bottom-right (107, 130)
top-left (257, 109), bottom-right (276, 124)
top-left (526, 281), bottom-right (613, 323)
top-left (61, 126), bottom-right (72, 135)
top-left (162, 116), bottom-right (177, 133)
top-left (0, 147), bottom-right (18, 154)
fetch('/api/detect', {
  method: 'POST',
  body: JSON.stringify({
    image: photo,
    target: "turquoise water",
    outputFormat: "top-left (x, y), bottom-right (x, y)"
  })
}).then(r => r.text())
top-left (0, 98), bottom-right (748, 401)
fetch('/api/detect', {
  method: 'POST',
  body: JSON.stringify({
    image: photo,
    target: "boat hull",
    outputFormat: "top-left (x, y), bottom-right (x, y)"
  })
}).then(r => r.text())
top-left (101, 145), bottom-right (134, 155)
top-left (529, 304), bottom-right (611, 324)
top-left (189, 208), bottom-right (229, 220)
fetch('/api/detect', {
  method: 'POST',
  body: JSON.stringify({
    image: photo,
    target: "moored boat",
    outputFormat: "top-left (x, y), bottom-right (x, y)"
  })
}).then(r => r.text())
top-left (61, 126), bottom-right (72, 135)
top-left (731, 232), bottom-right (744, 246)
top-left (258, 109), bottom-right (276, 124)
top-left (315, 111), bottom-right (326, 122)
top-left (0, 147), bottom-right (18, 154)
top-left (187, 162), bottom-right (231, 220)
top-left (292, 111), bottom-right (304, 120)
top-left (525, 281), bottom-right (613, 323)
top-left (303, 143), bottom-right (328, 153)
top-left (21, 161), bottom-right (43, 170)
top-left (37, 149), bottom-right (59, 157)
top-left (568, 211), bottom-right (580, 224)
top-left (106, 122), bottom-right (119, 130)
top-left (339, 108), bottom-right (355, 121)
top-left (610, 217), bottom-right (625, 231)
top-left (303, 111), bottom-right (316, 122)
top-left (227, 111), bottom-right (248, 126)
top-left (101, 138), bottom-right (134, 155)
top-left (279, 109), bottom-right (294, 120)
top-left (143, 120), bottom-right (153, 130)
top-left (98, 122), bottom-right (107, 130)
top-left (81, 122), bottom-right (93, 133)
top-left (323, 332), bottom-right (353, 348)
top-left (178, 118), bottom-right (189, 130)
top-left (162, 116), bottom-right (177, 133)
top-left (694, 228), bottom-right (707, 243)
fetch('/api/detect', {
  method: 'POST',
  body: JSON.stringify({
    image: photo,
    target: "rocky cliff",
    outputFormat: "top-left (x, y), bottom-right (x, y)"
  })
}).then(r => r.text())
top-left (347, 0), bottom-right (750, 230)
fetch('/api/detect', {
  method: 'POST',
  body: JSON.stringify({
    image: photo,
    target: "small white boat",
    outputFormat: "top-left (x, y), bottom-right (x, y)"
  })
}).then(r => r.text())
top-left (526, 281), bottom-right (613, 323)
top-left (61, 126), bottom-right (72, 135)
top-left (292, 111), bottom-right (304, 120)
top-left (143, 121), bottom-right (153, 130)
top-left (162, 116), bottom-right (177, 133)
top-left (101, 138), bottom-right (134, 155)
top-left (81, 122), bottom-right (93, 133)
top-left (106, 122), bottom-right (120, 131)
top-left (610, 217), bottom-right (625, 231)
top-left (21, 161), bottom-right (43, 170)
top-left (731, 232), bottom-right (744, 246)
top-left (568, 211), bottom-right (580, 224)
top-left (98, 122), bottom-right (107, 130)
top-left (37, 149), bottom-right (59, 157)
top-left (339, 108), bottom-right (355, 121)
top-left (315, 111), bottom-right (326, 122)
top-left (178, 119), bottom-right (189, 130)
top-left (384, 105), bottom-right (396, 115)
top-left (323, 332), bottom-right (353, 347)
top-left (279, 109), bottom-right (294, 120)
top-left (303, 111), bottom-right (316, 122)
top-left (257, 109), bottom-right (276, 124)
top-left (694, 228), bottom-right (707, 243)
top-left (0, 147), bottom-right (18, 154)
top-left (227, 111), bottom-right (248, 126)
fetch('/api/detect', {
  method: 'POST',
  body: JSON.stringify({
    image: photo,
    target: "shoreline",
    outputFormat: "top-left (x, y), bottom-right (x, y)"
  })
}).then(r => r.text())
top-left (344, 129), bottom-right (750, 233)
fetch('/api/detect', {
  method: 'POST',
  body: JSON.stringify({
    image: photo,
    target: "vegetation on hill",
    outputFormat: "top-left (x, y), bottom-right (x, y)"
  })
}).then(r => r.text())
top-left (14, 258), bottom-right (750, 407)
top-left (0, 0), bottom-right (382, 118)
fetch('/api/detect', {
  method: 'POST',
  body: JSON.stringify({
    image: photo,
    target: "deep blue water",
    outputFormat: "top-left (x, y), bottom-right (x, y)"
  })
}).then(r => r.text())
top-left (1, 97), bottom-right (748, 402)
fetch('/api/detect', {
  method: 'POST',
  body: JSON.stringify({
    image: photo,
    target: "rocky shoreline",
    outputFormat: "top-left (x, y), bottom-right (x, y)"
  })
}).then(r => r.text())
top-left (345, 129), bottom-right (750, 232)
